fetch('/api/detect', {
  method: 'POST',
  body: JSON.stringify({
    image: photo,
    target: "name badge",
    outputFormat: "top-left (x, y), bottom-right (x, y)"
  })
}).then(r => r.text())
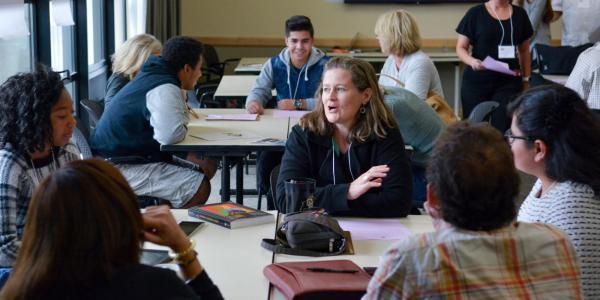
top-left (578, 0), bottom-right (590, 9)
top-left (498, 45), bottom-right (516, 59)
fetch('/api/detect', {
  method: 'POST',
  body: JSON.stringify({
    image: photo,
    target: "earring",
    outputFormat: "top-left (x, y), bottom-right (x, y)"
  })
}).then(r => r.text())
top-left (360, 105), bottom-right (366, 114)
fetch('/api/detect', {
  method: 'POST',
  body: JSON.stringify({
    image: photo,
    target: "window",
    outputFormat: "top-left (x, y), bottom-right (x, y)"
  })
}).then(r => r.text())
top-left (86, 0), bottom-right (104, 65)
top-left (0, 3), bottom-right (33, 83)
top-left (126, 0), bottom-right (146, 38)
top-left (49, 0), bottom-right (77, 101)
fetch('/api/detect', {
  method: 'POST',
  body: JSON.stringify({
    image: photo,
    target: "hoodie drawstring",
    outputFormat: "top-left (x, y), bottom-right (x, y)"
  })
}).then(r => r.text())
top-left (288, 64), bottom-right (308, 100)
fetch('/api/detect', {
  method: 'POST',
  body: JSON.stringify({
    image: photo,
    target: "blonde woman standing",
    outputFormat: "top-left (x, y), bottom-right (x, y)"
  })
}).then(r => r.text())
top-left (105, 34), bottom-right (162, 107)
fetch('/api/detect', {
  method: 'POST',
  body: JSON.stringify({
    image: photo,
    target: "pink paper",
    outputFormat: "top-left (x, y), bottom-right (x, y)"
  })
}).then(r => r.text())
top-left (338, 219), bottom-right (412, 241)
top-left (206, 114), bottom-right (258, 121)
top-left (273, 110), bottom-right (309, 119)
top-left (482, 56), bottom-right (518, 76)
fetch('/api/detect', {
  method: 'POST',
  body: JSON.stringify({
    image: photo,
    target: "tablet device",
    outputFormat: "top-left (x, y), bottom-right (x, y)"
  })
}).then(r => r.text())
top-left (140, 249), bottom-right (170, 266)
top-left (179, 221), bottom-right (204, 236)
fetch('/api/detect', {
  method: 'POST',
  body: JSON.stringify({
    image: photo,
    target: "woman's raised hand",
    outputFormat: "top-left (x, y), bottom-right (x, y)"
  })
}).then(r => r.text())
top-left (347, 165), bottom-right (389, 200)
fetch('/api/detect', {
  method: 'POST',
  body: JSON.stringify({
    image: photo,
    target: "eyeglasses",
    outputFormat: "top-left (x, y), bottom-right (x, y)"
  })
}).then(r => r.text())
top-left (504, 129), bottom-right (530, 144)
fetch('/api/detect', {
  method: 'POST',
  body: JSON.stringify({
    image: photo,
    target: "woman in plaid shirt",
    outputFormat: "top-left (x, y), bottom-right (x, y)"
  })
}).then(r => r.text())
top-left (0, 66), bottom-right (80, 284)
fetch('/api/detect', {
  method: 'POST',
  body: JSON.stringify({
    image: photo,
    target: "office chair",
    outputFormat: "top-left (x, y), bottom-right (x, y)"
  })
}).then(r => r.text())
top-left (201, 44), bottom-right (240, 84)
top-left (80, 99), bottom-right (104, 135)
top-left (467, 101), bottom-right (500, 124)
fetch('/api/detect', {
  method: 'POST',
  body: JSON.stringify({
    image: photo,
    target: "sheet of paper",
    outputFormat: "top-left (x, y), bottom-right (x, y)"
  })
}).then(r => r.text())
top-left (51, 0), bottom-right (75, 26)
top-left (482, 56), bottom-right (517, 76)
top-left (190, 132), bottom-right (261, 141)
top-left (273, 110), bottom-right (309, 119)
top-left (338, 219), bottom-right (412, 241)
top-left (206, 114), bottom-right (258, 121)
top-left (0, 0), bottom-right (29, 39)
top-left (252, 138), bottom-right (286, 146)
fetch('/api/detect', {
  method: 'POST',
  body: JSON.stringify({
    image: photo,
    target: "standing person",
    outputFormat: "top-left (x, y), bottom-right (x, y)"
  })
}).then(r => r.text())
top-left (91, 36), bottom-right (216, 209)
top-left (277, 57), bottom-right (413, 217)
top-left (508, 85), bottom-right (600, 299)
top-left (105, 34), bottom-right (162, 108)
top-left (0, 159), bottom-right (223, 300)
top-left (456, 0), bottom-right (533, 132)
top-left (552, 0), bottom-right (600, 46)
top-left (375, 9), bottom-right (445, 100)
top-left (0, 66), bottom-right (80, 280)
top-left (246, 15), bottom-right (329, 209)
top-left (515, 0), bottom-right (554, 51)
top-left (363, 122), bottom-right (583, 299)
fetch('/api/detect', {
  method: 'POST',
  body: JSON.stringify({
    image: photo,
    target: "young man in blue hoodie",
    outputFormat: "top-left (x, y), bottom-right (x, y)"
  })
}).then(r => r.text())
top-left (246, 16), bottom-right (329, 209)
top-left (246, 15), bottom-right (329, 113)
top-left (91, 36), bottom-right (216, 208)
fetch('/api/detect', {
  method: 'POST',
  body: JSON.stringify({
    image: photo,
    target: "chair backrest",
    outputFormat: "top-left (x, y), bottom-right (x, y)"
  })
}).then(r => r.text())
top-left (72, 126), bottom-right (92, 159)
top-left (270, 164), bottom-right (281, 207)
top-left (80, 99), bottom-right (104, 134)
top-left (468, 101), bottom-right (500, 123)
top-left (196, 83), bottom-right (221, 108)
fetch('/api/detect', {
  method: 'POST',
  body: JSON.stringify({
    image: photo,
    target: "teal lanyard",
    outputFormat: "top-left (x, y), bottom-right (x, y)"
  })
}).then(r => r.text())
top-left (331, 138), bottom-right (340, 157)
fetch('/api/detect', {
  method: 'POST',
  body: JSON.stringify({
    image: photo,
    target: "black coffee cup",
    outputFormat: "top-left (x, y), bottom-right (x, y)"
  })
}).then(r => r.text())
top-left (284, 178), bottom-right (316, 213)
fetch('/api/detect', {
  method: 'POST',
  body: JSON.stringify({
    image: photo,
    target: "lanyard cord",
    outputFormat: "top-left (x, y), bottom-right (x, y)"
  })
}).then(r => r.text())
top-left (287, 64), bottom-right (307, 100)
top-left (490, 3), bottom-right (514, 47)
top-left (331, 139), bottom-right (355, 185)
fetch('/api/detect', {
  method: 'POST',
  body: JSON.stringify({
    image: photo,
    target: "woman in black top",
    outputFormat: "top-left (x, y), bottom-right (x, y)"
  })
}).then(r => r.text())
top-left (456, 0), bottom-right (533, 132)
top-left (277, 57), bottom-right (413, 217)
top-left (0, 159), bottom-right (223, 300)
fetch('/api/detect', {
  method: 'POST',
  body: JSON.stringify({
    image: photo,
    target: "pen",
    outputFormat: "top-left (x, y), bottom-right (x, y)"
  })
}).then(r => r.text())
top-left (306, 267), bottom-right (358, 273)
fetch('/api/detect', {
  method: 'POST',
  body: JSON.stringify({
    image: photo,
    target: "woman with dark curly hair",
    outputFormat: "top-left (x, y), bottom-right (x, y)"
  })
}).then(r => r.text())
top-left (0, 66), bottom-right (79, 280)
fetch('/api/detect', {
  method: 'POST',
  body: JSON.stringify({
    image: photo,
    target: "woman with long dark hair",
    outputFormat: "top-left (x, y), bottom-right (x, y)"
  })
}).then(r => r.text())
top-left (0, 159), bottom-right (223, 299)
top-left (508, 85), bottom-right (600, 299)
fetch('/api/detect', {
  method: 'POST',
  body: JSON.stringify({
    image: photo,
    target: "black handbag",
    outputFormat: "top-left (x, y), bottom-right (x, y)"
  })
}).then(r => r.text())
top-left (261, 209), bottom-right (348, 257)
top-left (534, 43), bottom-right (593, 75)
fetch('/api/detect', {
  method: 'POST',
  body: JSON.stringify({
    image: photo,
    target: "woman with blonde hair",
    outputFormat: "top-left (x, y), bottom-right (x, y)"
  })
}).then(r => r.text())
top-left (375, 9), bottom-right (444, 100)
top-left (105, 34), bottom-right (162, 107)
top-left (276, 57), bottom-right (413, 217)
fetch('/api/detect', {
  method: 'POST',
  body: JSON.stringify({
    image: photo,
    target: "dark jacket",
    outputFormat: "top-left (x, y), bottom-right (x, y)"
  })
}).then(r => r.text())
top-left (277, 125), bottom-right (413, 217)
top-left (104, 72), bottom-right (129, 109)
top-left (91, 56), bottom-right (179, 161)
top-left (40, 264), bottom-right (223, 300)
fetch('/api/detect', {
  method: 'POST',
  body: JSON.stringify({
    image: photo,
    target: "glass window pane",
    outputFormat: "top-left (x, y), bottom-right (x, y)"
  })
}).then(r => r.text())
top-left (0, 4), bottom-right (33, 83)
top-left (114, 0), bottom-right (126, 50)
top-left (87, 0), bottom-right (104, 65)
top-left (50, 0), bottom-right (76, 73)
top-left (126, 0), bottom-right (146, 38)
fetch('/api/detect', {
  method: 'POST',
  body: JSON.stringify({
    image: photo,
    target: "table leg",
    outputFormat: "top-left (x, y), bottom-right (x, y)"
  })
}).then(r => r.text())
top-left (221, 155), bottom-right (230, 202)
top-left (453, 62), bottom-right (461, 118)
top-left (236, 157), bottom-right (244, 204)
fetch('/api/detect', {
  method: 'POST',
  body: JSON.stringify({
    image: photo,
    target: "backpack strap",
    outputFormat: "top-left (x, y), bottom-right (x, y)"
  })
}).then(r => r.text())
top-left (260, 238), bottom-right (346, 257)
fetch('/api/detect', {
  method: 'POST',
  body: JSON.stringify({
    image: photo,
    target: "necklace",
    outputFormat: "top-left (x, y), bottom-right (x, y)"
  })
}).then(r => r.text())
top-left (541, 181), bottom-right (557, 197)
top-left (29, 149), bottom-right (58, 186)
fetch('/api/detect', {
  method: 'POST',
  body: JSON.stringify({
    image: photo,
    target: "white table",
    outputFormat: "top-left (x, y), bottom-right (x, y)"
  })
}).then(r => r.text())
top-left (161, 109), bottom-right (301, 203)
top-left (146, 210), bottom-right (434, 300)
top-left (542, 73), bottom-right (569, 85)
top-left (234, 57), bottom-right (268, 74)
top-left (144, 209), bottom-right (278, 300)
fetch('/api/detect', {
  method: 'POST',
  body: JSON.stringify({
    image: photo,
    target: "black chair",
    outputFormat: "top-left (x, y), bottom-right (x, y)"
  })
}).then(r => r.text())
top-left (195, 83), bottom-right (221, 108)
top-left (72, 126), bottom-right (92, 159)
top-left (80, 99), bottom-right (104, 135)
top-left (467, 101), bottom-right (500, 124)
top-left (201, 44), bottom-right (240, 84)
top-left (261, 164), bottom-right (280, 211)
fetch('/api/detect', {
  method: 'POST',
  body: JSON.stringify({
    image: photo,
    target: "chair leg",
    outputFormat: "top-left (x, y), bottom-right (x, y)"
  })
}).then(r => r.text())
top-left (257, 187), bottom-right (262, 210)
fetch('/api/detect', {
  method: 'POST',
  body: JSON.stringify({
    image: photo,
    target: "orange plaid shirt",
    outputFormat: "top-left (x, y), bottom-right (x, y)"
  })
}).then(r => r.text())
top-left (363, 222), bottom-right (582, 300)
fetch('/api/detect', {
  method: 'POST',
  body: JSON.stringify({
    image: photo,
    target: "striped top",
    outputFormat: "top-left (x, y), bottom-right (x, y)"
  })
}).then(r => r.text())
top-left (363, 222), bottom-right (582, 300)
top-left (518, 179), bottom-right (600, 300)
